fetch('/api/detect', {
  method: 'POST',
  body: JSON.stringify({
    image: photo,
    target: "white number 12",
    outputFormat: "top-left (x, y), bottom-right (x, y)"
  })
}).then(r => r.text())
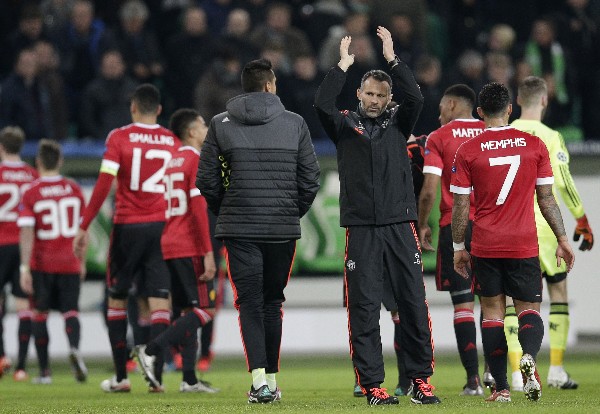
top-left (489, 155), bottom-right (520, 205)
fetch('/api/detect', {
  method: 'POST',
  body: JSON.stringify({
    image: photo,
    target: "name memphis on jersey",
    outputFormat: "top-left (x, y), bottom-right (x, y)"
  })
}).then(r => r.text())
top-left (480, 137), bottom-right (527, 151)
top-left (452, 127), bottom-right (483, 138)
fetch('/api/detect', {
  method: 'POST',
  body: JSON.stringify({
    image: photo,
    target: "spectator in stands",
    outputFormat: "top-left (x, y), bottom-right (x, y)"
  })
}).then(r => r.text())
top-left (446, 49), bottom-right (487, 99)
top-left (370, 0), bottom-right (427, 45)
top-left (240, 0), bottom-right (270, 26)
top-left (299, 0), bottom-right (348, 52)
top-left (79, 50), bottom-right (138, 139)
top-left (113, 0), bottom-right (164, 84)
top-left (278, 54), bottom-right (327, 141)
top-left (318, 11), bottom-right (370, 71)
top-left (412, 55), bottom-right (443, 136)
top-left (558, 0), bottom-right (600, 140)
top-left (201, 0), bottom-right (235, 35)
top-left (165, 7), bottom-right (214, 108)
top-left (51, 0), bottom-right (114, 127)
top-left (249, 2), bottom-right (313, 71)
top-left (387, 13), bottom-right (425, 69)
top-left (522, 17), bottom-right (572, 128)
top-left (479, 24), bottom-right (518, 62)
top-left (3, 5), bottom-right (48, 77)
top-left (194, 51), bottom-right (243, 123)
top-left (260, 40), bottom-right (291, 76)
top-left (33, 40), bottom-right (69, 140)
top-left (217, 8), bottom-right (260, 67)
top-left (0, 48), bottom-right (55, 141)
top-left (40, 0), bottom-right (75, 33)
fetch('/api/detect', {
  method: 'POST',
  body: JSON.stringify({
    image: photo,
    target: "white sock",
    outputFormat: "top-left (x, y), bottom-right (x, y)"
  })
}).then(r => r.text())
top-left (252, 368), bottom-right (267, 390)
top-left (266, 373), bottom-right (276, 392)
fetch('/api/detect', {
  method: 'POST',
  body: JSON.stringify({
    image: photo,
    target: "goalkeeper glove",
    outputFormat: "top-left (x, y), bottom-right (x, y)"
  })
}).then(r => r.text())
top-left (574, 214), bottom-right (593, 251)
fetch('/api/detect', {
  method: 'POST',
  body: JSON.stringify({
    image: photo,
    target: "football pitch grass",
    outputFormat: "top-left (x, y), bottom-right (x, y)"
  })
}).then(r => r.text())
top-left (1, 351), bottom-right (599, 413)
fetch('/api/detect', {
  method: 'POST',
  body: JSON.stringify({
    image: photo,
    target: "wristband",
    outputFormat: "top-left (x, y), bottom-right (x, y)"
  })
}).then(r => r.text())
top-left (19, 264), bottom-right (30, 272)
top-left (387, 55), bottom-right (400, 68)
top-left (453, 242), bottom-right (465, 251)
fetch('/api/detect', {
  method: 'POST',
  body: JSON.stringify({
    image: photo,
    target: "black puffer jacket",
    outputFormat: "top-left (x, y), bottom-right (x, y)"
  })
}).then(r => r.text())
top-left (197, 92), bottom-right (320, 240)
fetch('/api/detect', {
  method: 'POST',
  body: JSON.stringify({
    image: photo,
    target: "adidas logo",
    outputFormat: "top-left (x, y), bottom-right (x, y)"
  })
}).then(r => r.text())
top-left (222, 117), bottom-right (230, 123)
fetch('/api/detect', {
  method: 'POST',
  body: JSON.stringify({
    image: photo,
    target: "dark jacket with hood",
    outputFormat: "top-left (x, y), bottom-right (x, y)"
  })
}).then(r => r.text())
top-left (314, 63), bottom-right (423, 227)
top-left (197, 92), bottom-right (320, 240)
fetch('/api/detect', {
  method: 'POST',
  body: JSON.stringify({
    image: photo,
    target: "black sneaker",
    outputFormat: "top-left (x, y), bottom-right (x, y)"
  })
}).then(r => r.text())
top-left (366, 388), bottom-right (399, 405)
top-left (411, 379), bottom-right (441, 404)
top-left (248, 384), bottom-right (275, 404)
top-left (69, 348), bottom-right (88, 383)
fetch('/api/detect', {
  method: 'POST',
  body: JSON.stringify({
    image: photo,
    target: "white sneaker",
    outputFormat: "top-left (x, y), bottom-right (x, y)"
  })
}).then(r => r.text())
top-left (100, 376), bottom-right (131, 392)
top-left (511, 370), bottom-right (524, 392)
top-left (547, 366), bottom-right (579, 389)
top-left (271, 387), bottom-right (282, 401)
top-left (133, 345), bottom-right (160, 388)
top-left (520, 354), bottom-right (542, 401)
top-left (32, 375), bottom-right (52, 385)
top-left (179, 380), bottom-right (220, 393)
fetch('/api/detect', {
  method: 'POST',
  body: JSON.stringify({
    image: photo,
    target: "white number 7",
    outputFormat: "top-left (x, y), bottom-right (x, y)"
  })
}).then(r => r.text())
top-left (489, 155), bottom-right (520, 205)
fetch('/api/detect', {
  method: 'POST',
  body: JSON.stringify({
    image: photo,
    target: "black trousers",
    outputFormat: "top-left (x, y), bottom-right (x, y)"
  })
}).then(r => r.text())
top-left (344, 222), bottom-right (434, 389)
top-left (224, 239), bottom-right (296, 373)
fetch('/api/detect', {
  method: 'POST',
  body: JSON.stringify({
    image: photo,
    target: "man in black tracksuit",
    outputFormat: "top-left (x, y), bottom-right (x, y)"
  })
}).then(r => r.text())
top-left (314, 27), bottom-right (440, 405)
top-left (197, 58), bottom-right (320, 403)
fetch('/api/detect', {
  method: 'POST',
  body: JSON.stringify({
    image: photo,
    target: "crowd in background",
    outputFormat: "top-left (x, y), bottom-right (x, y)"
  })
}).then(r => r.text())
top-left (1, 0), bottom-right (600, 143)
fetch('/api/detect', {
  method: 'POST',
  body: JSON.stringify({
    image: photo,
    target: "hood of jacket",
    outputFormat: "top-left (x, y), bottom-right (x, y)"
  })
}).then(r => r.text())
top-left (226, 92), bottom-right (285, 125)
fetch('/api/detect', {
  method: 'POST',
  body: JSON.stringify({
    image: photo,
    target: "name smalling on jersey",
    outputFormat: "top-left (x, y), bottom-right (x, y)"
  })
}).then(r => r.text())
top-left (129, 133), bottom-right (175, 146)
top-left (481, 137), bottom-right (526, 151)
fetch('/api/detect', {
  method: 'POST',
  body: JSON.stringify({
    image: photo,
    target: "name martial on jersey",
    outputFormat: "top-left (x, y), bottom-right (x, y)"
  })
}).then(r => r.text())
top-left (452, 127), bottom-right (483, 138)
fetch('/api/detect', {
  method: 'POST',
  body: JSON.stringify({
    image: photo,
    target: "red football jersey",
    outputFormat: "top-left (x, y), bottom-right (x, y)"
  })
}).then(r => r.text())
top-left (0, 161), bottom-right (38, 245)
top-left (18, 176), bottom-right (84, 273)
top-left (101, 123), bottom-right (179, 224)
top-left (450, 126), bottom-right (554, 258)
top-left (161, 146), bottom-right (212, 260)
top-left (423, 119), bottom-right (484, 226)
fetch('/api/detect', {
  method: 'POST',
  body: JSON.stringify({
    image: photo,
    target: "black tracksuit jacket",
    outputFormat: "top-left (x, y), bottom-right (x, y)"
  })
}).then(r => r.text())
top-left (314, 64), bottom-right (423, 227)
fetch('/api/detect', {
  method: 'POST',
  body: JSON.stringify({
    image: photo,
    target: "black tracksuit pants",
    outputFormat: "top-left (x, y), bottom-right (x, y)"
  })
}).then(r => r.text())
top-left (224, 239), bottom-right (296, 373)
top-left (344, 222), bottom-right (434, 390)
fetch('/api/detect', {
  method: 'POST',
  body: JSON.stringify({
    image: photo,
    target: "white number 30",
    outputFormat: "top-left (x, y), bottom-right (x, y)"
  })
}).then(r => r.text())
top-left (489, 155), bottom-right (520, 205)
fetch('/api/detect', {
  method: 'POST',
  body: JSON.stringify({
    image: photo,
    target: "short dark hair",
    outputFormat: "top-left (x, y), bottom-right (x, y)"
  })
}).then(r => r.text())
top-left (360, 70), bottom-right (392, 91)
top-left (478, 82), bottom-right (510, 118)
top-left (169, 108), bottom-right (200, 141)
top-left (131, 83), bottom-right (161, 115)
top-left (37, 139), bottom-right (62, 170)
top-left (0, 126), bottom-right (26, 154)
top-left (444, 84), bottom-right (476, 108)
top-left (241, 59), bottom-right (274, 92)
top-left (518, 76), bottom-right (547, 107)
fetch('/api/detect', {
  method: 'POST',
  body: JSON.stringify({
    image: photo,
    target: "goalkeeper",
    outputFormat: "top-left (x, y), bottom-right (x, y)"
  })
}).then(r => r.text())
top-left (509, 76), bottom-right (593, 390)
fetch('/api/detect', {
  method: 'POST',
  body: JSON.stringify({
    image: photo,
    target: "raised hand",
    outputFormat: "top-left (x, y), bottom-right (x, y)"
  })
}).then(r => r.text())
top-left (338, 36), bottom-right (354, 72)
top-left (376, 26), bottom-right (395, 63)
